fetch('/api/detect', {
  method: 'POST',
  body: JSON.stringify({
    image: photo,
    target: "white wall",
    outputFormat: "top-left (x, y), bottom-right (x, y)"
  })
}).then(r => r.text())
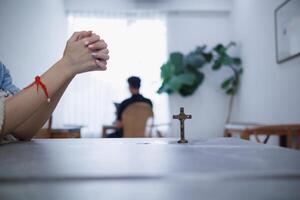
top-left (231, 0), bottom-right (300, 124)
top-left (167, 11), bottom-right (233, 139)
top-left (63, 0), bottom-right (234, 139)
top-left (0, 0), bottom-right (67, 87)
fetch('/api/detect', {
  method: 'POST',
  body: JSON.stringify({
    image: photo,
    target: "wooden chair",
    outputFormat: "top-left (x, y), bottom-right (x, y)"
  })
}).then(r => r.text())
top-left (102, 102), bottom-right (154, 138)
top-left (122, 102), bottom-right (154, 137)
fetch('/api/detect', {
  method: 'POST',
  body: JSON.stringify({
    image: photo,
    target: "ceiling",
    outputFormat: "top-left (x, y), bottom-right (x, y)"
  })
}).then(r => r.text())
top-left (64, 0), bottom-right (233, 13)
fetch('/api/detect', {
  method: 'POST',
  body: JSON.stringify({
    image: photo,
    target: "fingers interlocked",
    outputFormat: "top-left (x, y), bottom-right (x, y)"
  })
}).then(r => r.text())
top-left (80, 32), bottom-right (109, 70)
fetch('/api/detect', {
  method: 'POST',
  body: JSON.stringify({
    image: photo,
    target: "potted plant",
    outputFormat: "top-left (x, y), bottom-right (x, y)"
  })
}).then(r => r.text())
top-left (158, 42), bottom-right (243, 122)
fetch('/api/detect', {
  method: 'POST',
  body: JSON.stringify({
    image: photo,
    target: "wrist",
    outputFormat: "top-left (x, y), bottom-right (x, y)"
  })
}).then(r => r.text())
top-left (58, 57), bottom-right (77, 78)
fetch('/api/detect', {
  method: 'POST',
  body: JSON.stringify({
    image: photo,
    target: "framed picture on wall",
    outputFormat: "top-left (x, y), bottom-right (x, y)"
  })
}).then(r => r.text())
top-left (275, 0), bottom-right (300, 63)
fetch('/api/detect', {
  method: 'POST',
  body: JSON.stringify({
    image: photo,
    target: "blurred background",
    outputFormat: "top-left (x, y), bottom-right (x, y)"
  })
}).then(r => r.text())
top-left (0, 0), bottom-right (299, 142)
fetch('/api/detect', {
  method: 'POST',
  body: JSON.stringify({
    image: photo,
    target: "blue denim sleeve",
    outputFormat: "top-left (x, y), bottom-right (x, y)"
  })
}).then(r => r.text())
top-left (0, 62), bottom-right (20, 95)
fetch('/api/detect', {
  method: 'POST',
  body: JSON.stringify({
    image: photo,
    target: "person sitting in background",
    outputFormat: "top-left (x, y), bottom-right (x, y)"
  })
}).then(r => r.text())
top-left (108, 76), bottom-right (152, 138)
top-left (0, 31), bottom-right (109, 143)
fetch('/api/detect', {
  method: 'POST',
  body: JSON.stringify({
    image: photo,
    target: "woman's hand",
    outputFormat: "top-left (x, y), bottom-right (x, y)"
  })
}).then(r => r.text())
top-left (3, 31), bottom-right (109, 139)
top-left (62, 31), bottom-right (109, 75)
top-left (88, 39), bottom-right (109, 70)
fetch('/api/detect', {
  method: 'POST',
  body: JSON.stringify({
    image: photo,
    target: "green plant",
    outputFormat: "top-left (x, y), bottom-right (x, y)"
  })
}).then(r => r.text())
top-left (157, 42), bottom-right (243, 123)
top-left (158, 42), bottom-right (242, 97)
top-left (210, 42), bottom-right (243, 122)
top-left (157, 46), bottom-right (212, 96)
top-left (211, 42), bottom-right (243, 95)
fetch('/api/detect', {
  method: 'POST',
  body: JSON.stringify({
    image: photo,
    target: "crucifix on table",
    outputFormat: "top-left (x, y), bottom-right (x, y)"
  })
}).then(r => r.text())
top-left (173, 107), bottom-right (192, 144)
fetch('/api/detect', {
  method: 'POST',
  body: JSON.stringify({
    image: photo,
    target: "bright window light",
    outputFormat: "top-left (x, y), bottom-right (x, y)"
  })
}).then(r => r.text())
top-left (53, 13), bottom-right (170, 137)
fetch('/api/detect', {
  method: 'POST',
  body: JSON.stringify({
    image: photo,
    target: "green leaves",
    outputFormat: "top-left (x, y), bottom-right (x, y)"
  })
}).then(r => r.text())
top-left (179, 71), bottom-right (204, 96)
top-left (158, 42), bottom-right (243, 97)
top-left (168, 73), bottom-right (196, 90)
top-left (158, 66), bottom-right (202, 95)
top-left (212, 43), bottom-right (240, 69)
top-left (160, 63), bottom-right (172, 81)
top-left (186, 53), bottom-right (205, 68)
top-left (186, 46), bottom-right (213, 69)
top-left (233, 58), bottom-right (242, 65)
top-left (157, 47), bottom-right (211, 96)
top-left (221, 77), bottom-right (234, 89)
top-left (221, 76), bottom-right (238, 95)
top-left (170, 52), bottom-right (184, 74)
top-left (213, 44), bottom-right (226, 55)
top-left (211, 42), bottom-right (243, 96)
top-left (212, 59), bottom-right (222, 70)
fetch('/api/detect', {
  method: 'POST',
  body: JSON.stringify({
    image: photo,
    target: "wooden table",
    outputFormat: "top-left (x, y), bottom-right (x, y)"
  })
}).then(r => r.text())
top-left (224, 123), bottom-right (300, 149)
top-left (0, 138), bottom-right (300, 199)
top-left (35, 125), bottom-right (82, 139)
top-left (51, 125), bottom-right (82, 138)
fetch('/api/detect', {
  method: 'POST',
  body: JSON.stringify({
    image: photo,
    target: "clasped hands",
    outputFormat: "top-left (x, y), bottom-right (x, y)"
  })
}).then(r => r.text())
top-left (62, 31), bottom-right (110, 75)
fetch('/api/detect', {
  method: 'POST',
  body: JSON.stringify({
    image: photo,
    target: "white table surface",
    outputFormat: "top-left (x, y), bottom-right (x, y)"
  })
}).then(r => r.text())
top-left (0, 138), bottom-right (299, 200)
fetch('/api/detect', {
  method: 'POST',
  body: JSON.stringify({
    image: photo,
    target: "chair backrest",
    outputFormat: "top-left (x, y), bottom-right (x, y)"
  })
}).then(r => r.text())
top-left (122, 102), bottom-right (153, 138)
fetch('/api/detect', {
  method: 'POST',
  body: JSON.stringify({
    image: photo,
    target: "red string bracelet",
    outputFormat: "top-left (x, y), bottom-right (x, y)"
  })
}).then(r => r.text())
top-left (25, 76), bottom-right (50, 103)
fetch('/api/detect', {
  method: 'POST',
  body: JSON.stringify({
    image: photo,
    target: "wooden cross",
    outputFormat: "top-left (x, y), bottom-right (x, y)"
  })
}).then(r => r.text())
top-left (173, 107), bottom-right (192, 144)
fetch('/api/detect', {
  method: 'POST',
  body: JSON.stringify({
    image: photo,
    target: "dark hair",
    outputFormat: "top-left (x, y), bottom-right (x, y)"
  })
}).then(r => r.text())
top-left (127, 76), bottom-right (141, 89)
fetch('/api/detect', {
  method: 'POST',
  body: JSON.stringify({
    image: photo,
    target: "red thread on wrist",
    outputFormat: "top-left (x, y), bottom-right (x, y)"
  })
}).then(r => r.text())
top-left (25, 76), bottom-right (50, 102)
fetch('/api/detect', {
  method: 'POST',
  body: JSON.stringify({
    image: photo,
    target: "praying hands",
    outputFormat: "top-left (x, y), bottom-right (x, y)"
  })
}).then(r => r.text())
top-left (63, 31), bottom-right (109, 74)
top-left (0, 31), bottom-right (109, 141)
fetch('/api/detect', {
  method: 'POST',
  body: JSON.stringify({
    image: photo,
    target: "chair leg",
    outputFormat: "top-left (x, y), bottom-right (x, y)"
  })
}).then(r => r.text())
top-left (255, 134), bottom-right (270, 144)
top-left (156, 130), bottom-right (163, 138)
top-left (224, 130), bottom-right (231, 137)
top-left (102, 127), bottom-right (107, 138)
top-left (263, 135), bottom-right (270, 144)
top-left (297, 136), bottom-right (300, 149)
top-left (279, 135), bottom-right (287, 147)
top-left (287, 131), bottom-right (293, 149)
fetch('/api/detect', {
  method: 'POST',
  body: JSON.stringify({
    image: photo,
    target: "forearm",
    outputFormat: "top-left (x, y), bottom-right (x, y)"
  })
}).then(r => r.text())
top-left (11, 79), bottom-right (71, 140)
top-left (0, 31), bottom-right (109, 139)
top-left (1, 58), bottom-right (74, 137)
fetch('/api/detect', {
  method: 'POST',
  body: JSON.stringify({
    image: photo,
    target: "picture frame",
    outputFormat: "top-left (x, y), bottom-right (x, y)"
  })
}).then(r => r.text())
top-left (275, 0), bottom-right (300, 63)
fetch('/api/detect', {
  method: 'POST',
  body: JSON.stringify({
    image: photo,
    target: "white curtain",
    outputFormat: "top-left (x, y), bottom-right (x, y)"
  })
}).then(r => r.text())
top-left (53, 12), bottom-right (170, 137)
